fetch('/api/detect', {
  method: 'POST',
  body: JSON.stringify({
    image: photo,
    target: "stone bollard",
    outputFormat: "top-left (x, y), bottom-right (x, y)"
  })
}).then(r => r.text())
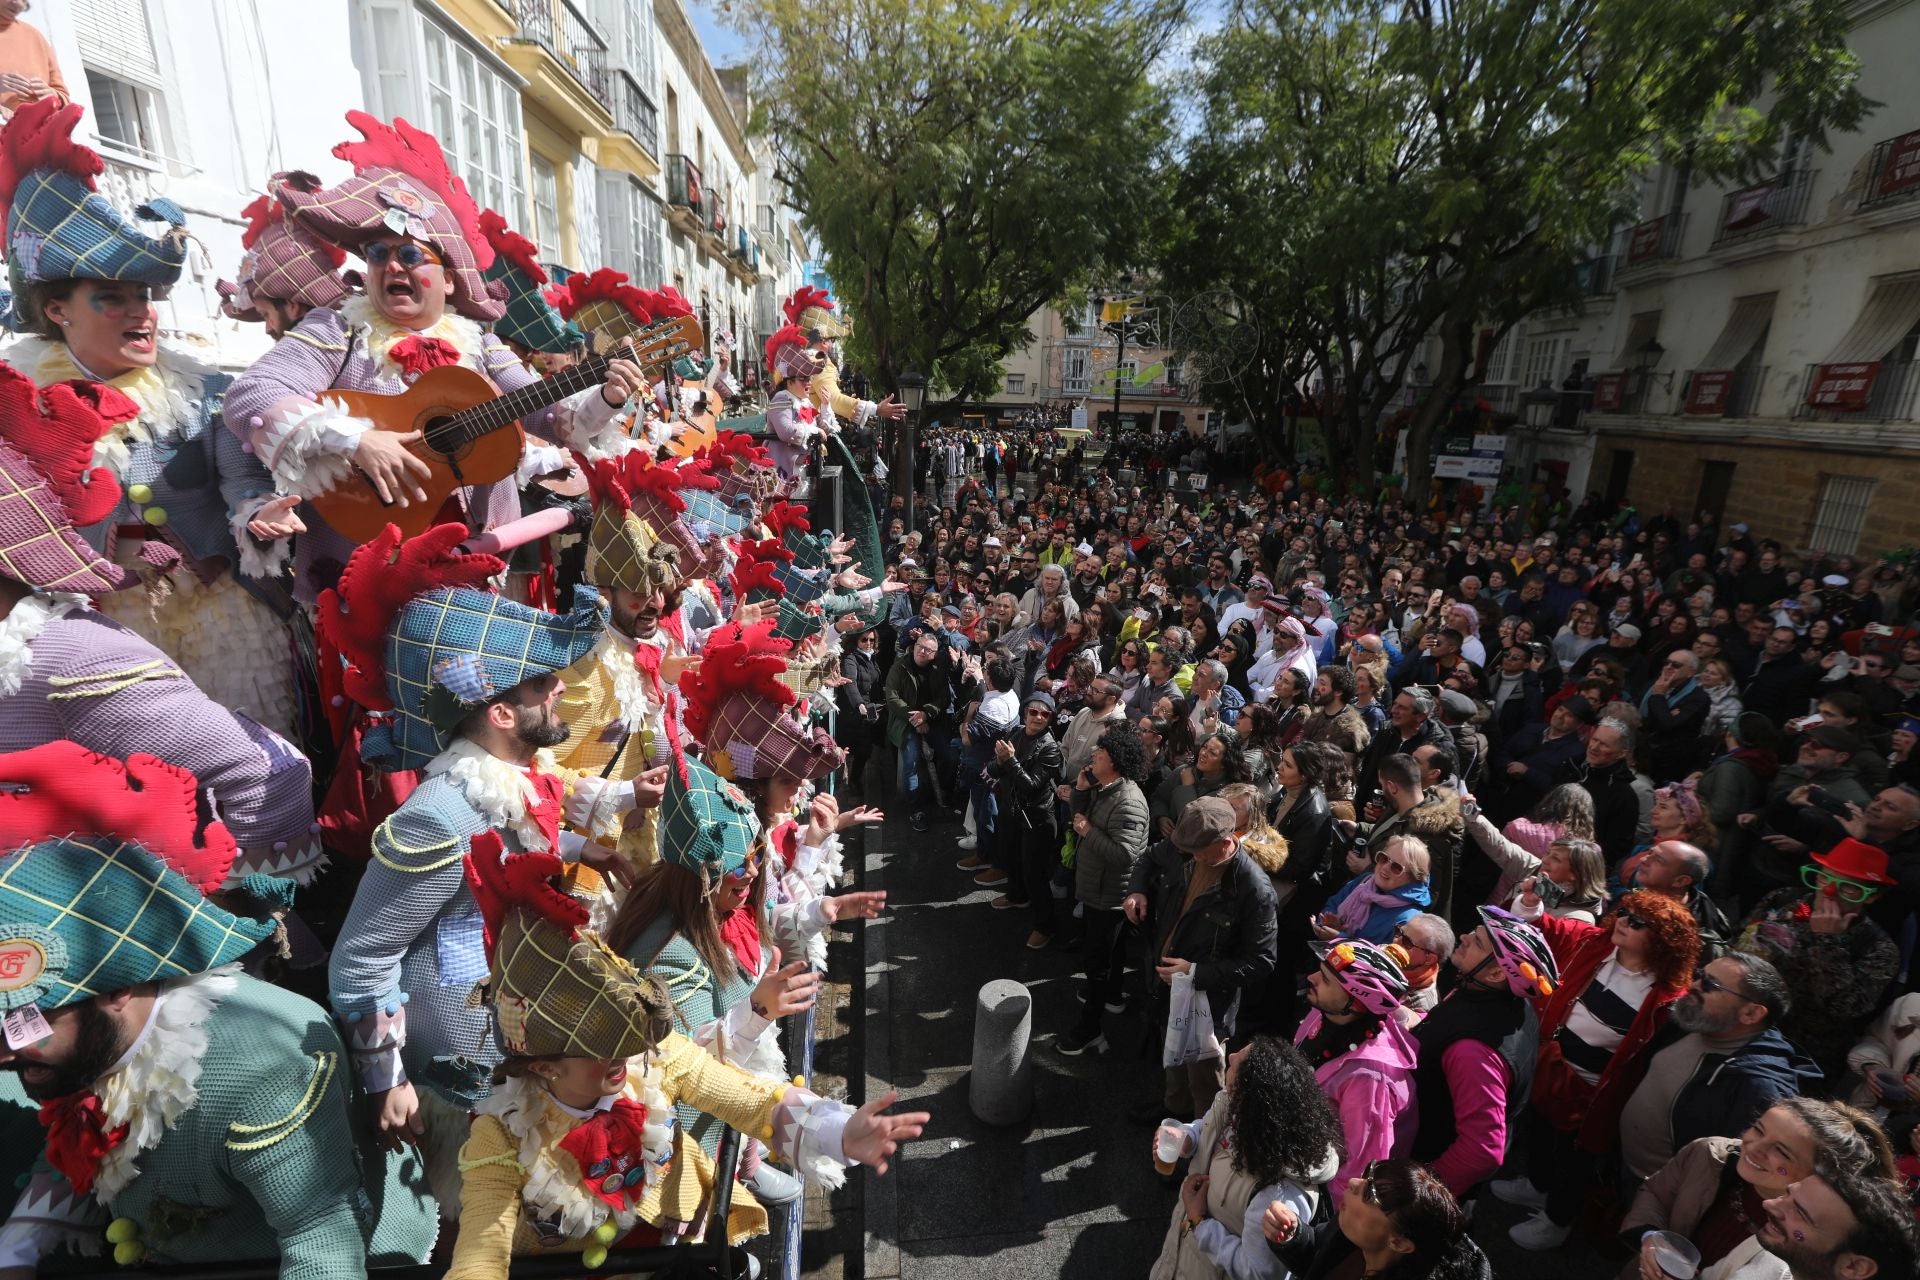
top-left (968, 978), bottom-right (1034, 1125)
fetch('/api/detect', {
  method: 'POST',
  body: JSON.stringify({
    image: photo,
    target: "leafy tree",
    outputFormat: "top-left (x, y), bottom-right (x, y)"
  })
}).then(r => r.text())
top-left (740, 0), bottom-right (1186, 402)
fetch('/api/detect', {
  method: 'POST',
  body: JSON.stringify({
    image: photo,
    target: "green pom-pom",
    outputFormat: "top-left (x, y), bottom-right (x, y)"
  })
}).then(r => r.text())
top-left (113, 1241), bottom-right (147, 1266)
top-left (582, 1243), bottom-right (609, 1268)
top-left (592, 1220), bottom-right (619, 1243)
top-left (105, 1220), bottom-right (139, 1245)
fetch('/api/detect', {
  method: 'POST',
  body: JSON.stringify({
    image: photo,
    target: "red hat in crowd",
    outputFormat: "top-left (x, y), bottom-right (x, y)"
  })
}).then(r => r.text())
top-left (1809, 838), bottom-right (1896, 887)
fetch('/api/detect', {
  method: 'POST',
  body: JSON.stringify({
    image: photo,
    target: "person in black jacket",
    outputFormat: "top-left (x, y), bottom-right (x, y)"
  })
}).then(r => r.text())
top-left (1641, 648), bottom-right (1712, 783)
top-left (1552, 716), bottom-right (1641, 867)
top-left (1616, 951), bottom-right (1823, 1184)
top-left (837, 626), bottom-right (887, 797)
top-left (1122, 796), bottom-right (1278, 1122)
top-left (1356, 688), bottom-right (1452, 811)
top-left (988, 690), bottom-right (1065, 948)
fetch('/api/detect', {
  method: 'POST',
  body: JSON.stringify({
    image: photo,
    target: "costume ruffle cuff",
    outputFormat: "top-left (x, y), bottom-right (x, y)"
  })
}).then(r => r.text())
top-left (514, 442), bottom-right (574, 487)
top-left (563, 775), bottom-right (636, 833)
top-left (770, 1087), bottom-right (855, 1191)
top-left (552, 385), bottom-right (632, 460)
top-left (226, 494), bottom-right (293, 581)
top-left (338, 996), bottom-right (410, 1092)
top-left (248, 397), bottom-right (375, 501)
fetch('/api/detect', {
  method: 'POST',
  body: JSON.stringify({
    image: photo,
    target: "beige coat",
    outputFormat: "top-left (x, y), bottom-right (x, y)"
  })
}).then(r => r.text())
top-left (1149, 1097), bottom-right (1331, 1280)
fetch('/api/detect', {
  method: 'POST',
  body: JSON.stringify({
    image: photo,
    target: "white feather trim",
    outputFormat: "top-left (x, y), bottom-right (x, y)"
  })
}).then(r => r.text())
top-left (340, 295), bottom-right (484, 383)
top-left (599, 633), bottom-right (652, 735)
top-left (93, 965), bottom-right (240, 1202)
top-left (422, 741), bottom-right (560, 851)
top-left (257, 398), bottom-right (372, 500)
top-left (515, 442), bottom-right (572, 486)
top-left (226, 498), bottom-right (292, 581)
top-left (0, 593), bottom-right (84, 698)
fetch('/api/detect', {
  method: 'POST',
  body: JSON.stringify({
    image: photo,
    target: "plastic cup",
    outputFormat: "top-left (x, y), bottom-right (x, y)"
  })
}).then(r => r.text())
top-left (1646, 1231), bottom-right (1700, 1280)
top-left (1153, 1123), bottom-right (1183, 1175)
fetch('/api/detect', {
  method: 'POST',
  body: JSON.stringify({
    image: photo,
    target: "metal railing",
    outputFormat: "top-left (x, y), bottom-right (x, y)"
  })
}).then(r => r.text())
top-left (1795, 360), bottom-right (1920, 421)
top-left (1576, 253), bottom-right (1616, 296)
top-left (1712, 171), bottom-right (1817, 245)
top-left (667, 153), bottom-right (703, 211)
top-left (613, 69), bottom-right (659, 156)
top-left (1680, 365), bottom-right (1769, 418)
top-left (513, 0), bottom-right (611, 104)
top-left (1622, 212), bottom-right (1689, 267)
top-left (1860, 131), bottom-right (1920, 212)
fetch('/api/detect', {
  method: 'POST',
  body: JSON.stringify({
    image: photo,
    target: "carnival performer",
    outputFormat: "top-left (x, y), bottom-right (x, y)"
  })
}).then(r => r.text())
top-left (0, 742), bottom-right (439, 1278)
top-left (0, 363), bottom-right (319, 883)
top-left (762, 323), bottom-right (829, 485)
top-left (444, 771), bottom-right (927, 1272)
top-left (782, 286), bottom-right (904, 431)
top-left (477, 207), bottom-right (582, 371)
top-left (217, 171), bottom-right (354, 342)
top-left (0, 98), bottom-right (301, 733)
top-left (545, 267), bottom-right (703, 457)
top-left (318, 523), bottom-right (641, 1207)
top-left (223, 112), bottom-right (648, 604)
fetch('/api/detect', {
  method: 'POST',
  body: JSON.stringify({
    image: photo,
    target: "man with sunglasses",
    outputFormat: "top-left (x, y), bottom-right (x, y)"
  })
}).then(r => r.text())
top-left (1618, 950), bottom-right (1819, 1185)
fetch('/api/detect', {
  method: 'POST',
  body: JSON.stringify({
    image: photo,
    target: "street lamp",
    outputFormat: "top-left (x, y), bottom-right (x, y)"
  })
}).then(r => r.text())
top-left (1522, 380), bottom-right (1557, 430)
top-left (1635, 336), bottom-right (1673, 409)
top-left (898, 366), bottom-right (927, 536)
top-left (1110, 272), bottom-right (1134, 437)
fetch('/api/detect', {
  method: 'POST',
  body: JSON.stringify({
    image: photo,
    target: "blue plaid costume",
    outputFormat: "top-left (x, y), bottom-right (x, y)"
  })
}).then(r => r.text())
top-left (484, 255), bottom-right (581, 355)
top-left (5, 167), bottom-right (187, 328)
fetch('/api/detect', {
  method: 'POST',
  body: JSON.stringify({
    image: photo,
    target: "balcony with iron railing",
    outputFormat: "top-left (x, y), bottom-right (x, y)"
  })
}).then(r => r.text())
top-left (599, 68), bottom-right (660, 178)
top-left (1616, 212), bottom-right (1689, 277)
top-left (1795, 360), bottom-right (1920, 422)
top-left (1575, 253), bottom-right (1616, 297)
top-left (504, 0), bottom-right (614, 136)
top-left (1680, 366), bottom-right (1769, 419)
top-left (1711, 171), bottom-right (1817, 252)
top-left (1859, 129), bottom-right (1920, 219)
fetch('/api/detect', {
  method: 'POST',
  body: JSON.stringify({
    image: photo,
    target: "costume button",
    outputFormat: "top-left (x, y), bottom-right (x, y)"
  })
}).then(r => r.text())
top-left (142, 506), bottom-right (168, 527)
top-left (126, 484), bottom-right (152, 505)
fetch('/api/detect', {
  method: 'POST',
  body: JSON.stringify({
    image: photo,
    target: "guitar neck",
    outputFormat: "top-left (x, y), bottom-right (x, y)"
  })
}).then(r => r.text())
top-left (440, 356), bottom-right (613, 449)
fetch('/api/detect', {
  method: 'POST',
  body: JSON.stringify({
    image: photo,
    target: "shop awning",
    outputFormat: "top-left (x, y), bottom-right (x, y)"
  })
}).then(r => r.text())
top-left (1613, 311), bottom-right (1662, 369)
top-left (1699, 294), bottom-right (1776, 370)
top-left (1822, 273), bottom-right (1920, 363)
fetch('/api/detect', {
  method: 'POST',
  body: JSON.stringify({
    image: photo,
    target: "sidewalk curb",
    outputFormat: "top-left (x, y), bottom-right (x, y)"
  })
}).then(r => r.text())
top-left (860, 824), bottom-right (898, 1280)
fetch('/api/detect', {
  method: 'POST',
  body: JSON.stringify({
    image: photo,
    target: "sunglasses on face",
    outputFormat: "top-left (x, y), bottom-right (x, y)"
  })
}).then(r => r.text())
top-left (364, 240), bottom-right (444, 269)
top-left (1694, 969), bottom-right (1757, 1002)
top-left (1799, 865), bottom-right (1880, 904)
top-left (722, 850), bottom-right (764, 887)
top-left (1373, 851), bottom-right (1407, 875)
top-left (1361, 1160), bottom-right (1385, 1207)
top-left (1619, 912), bottom-right (1650, 931)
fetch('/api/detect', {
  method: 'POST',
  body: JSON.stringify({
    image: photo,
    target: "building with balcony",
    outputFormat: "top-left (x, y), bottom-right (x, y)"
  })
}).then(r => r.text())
top-left (979, 303), bottom-right (1208, 433)
top-left (1495, 0), bottom-right (1920, 557)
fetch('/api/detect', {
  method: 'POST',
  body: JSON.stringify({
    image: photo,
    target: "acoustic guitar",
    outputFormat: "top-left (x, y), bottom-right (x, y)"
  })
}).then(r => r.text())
top-left (659, 329), bottom-right (731, 459)
top-left (308, 313), bottom-right (703, 543)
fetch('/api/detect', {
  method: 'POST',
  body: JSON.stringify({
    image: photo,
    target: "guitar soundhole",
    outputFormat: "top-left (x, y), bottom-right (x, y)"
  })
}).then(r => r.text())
top-left (421, 414), bottom-right (465, 458)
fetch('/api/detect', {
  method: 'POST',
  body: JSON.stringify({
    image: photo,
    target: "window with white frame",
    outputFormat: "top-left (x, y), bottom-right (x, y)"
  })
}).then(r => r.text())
top-left (1523, 335), bottom-right (1565, 390)
top-left (75, 0), bottom-right (165, 161)
top-left (1808, 475), bottom-right (1876, 555)
top-left (634, 185), bottom-right (665, 286)
top-left (1483, 327), bottom-right (1522, 384)
top-left (1164, 360), bottom-right (1184, 389)
top-left (1116, 359), bottom-right (1138, 386)
top-left (1062, 348), bottom-right (1089, 394)
top-left (418, 13), bottom-right (528, 229)
top-left (530, 154), bottom-right (562, 259)
top-left (1006, 373), bottom-right (1025, 394)
top-left (85, 71), bottom-right (161, 159)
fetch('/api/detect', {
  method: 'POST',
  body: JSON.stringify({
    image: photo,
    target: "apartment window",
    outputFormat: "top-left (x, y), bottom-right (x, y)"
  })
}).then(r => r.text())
top-left (530, 154), bottom-right (562, 259)
top-left (1523, 335), bottom-right (1565, 389)
top-left (634, 185), bottom-right (664, 286)
top-left (75, 0), bottom-right (164, 161)
top-left (620, 0), bottom-right (658, 98)
top-left (85, 71), bottom-right (161, 159)
top-left (420, 15), bottom-right (528, 228)
top-left (1063, 348), bottom-right (1089, 394)
top-left (1116, 359), bottom-right (1138, 385)
top-left (1483, 327), bottom-right (1522, 384)
top-left (1808, 475), bottom-right (1877, 555)
top-left (1006, 373), bottom-right (1025, 394)
top-left (1164, 361), bottom-right (1183, 389)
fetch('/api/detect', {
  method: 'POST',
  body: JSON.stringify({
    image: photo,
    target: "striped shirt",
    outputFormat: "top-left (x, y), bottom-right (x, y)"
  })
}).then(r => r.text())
top-left (1555, 956), bottom-right (1654, 1083)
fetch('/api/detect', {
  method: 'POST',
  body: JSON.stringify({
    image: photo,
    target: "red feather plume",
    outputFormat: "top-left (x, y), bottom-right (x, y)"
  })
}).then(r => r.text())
top-left (331, 112), bottom-right (494, 271)
top-left (695, 431), bottom-right (772, 472)
top-left (635, 286), bottom-right (693, 320)
top-left (0, 364), bottom-right (135, 529)
top-left (679, 621), bottom-right (796, 747)
top-left (545, 267), bottom-right (654, 325)
top-left (0, 98), bottom-right (103, 240)
top-left (478, 208), bottom-right (547, 285)
top-left (237, 194), bottom-right (279, 250)
top-left (316, 523), bottom-right (503, 713)
top-left (729, 557), bottom-right (781, 601)
top-left (762, 500), bottom-right (812, 541)
top-left (462, 834), bottom-right (589, 953)
top-left (782, 285), bottom-right (834, 326)
top-left (0, 741), bottom-right (241, 893)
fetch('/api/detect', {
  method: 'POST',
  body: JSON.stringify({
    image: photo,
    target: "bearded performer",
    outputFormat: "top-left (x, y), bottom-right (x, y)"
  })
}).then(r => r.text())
top-left (223, 112), bottom-right (647, 604)
top-left (0, 99), bottom-right (301, 734)
top-left (782, 285), bottom-right (904, 432)
top-left (319, 524), bottom-right (648, 1210)
top-left (0, 364), bottom-right (319, 884)
top-left (217, 171), bottom-right (354, 342)
top-left (0, 743), bottom-right (438, 1278)
top-left (444, 752), bottom-right (926, 1275)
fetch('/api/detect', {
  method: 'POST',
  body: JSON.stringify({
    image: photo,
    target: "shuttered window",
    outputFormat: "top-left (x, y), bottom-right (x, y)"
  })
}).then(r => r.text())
top-left (74, 0), bottom-right (162, 88)
top-left (1808, 475), bottom-right (1877, 555)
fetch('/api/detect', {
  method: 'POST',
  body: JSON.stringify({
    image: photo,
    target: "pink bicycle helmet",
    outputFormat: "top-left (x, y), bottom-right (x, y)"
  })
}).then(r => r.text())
top-left (1311, 938), bottom-right (1408, 1016)
top-left (1476, 905), bottom-right (1559, 998)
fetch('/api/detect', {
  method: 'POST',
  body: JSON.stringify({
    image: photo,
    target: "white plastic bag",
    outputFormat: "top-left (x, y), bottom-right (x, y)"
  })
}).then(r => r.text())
top-left (1162, 969), bottom-right (1223, 1068)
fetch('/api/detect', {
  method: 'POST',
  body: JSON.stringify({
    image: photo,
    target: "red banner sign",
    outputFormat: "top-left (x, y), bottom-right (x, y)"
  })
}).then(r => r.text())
top-left (1591, 373), bottom-right (1628, 411)
top-left (1806, 362), bottom-right (1882, 412)
top-left (1686, 370), bottom-right (1734, 415)
top-left (1627, 217), bottom-right (1667, 263)
top-left (1722, 184), bottom-right (1774, 232)
top-left (1877, 130), bottom-right (1920, 198)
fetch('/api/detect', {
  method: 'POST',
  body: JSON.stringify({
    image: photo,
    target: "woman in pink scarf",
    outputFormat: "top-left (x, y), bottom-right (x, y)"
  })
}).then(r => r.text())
top-left (1312, 834), bottom-right (1434, 944)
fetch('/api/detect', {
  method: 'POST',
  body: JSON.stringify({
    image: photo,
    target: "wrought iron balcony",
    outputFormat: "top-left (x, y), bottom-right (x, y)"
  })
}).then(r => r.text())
top-left (1860, 129), bottom-right (1920, 213)
top-left (1620, 213), bottom-right (1689, 269)
top-left (1712, 171), bottom-right (1816, 246)
top-left (612, 70), bottom-right (659, 157)
top-left (667, 154), bottom-right (703, 212)
top-left (511, 0), bottom-right (611, 105)
top-left (1795, 360), bottom-right (1920, 422)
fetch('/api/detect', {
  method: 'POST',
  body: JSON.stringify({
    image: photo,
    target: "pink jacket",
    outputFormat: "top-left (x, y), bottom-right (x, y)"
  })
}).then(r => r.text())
top-left (1426, 1038), bottom-right (1515, 1196)
top-left (1296, 1009), bottom-right (1418, 1207)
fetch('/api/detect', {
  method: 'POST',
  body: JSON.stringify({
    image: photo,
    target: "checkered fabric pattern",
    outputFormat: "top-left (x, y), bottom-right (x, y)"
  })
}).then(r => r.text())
top-left (0, 836), bottom-right (275, 1010)
top-left (0, 441), bottom-right (132, 592)
top-left (217, 218), bottom-right (348, 320)
top-left (585, 506), bottom-right (681, 597)
top-left (489, 908), bottom-right (669, 1059)
top-left (485, 255), bottom-right (580, 354)
top-left (371, 583), bottom-right (607, 772)
top-left (709, 687), bottom-right (844, 782)
top-left (765, 528), bottom-right (830, 608)
top-left (5, 170), bottom-right (186, 321)
top-left (660, 755), bottom-right (760, 885)
top-left (772, 596), bottom-right (830, 648)
top-left (676, 486), bottom-right (755, 538)
top-left (826, 434), bottom-right (888, 631)
top-left (282, 171), bottom-right (501, 321)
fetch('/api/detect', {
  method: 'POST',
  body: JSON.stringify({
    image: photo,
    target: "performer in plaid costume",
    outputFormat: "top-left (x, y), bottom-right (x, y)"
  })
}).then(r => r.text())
top-left (223, 113), bottom-right (648, 605)
top-left (477, 207), bottom-right (581, 371)
top-left (0, 361), bottom-right (320, 883)
top-left (761, 323), bottom-right (828, 485)
top-left (0, 98), bottom-right (301, 735)
top-left (217, 172), bottom-right (353, 341)
top-left (0, 741), bottom-right (438, 1278)
top-left (782, 285), bottom-right (905, 433)
top-left (444, 746), bottom-right (926, 1274)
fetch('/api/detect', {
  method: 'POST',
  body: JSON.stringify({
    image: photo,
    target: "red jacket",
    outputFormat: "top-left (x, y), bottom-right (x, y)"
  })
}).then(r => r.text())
top-left (1530, 912), bottom-right (1687, 1153)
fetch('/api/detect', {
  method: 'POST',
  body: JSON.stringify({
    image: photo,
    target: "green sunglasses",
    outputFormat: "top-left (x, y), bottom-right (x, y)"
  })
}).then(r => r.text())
top-left (1799, 865), bottom-right (1882, 905)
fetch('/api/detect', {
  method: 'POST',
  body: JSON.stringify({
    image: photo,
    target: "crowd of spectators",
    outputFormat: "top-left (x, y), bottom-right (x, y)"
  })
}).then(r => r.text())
top-left (836, 427), bottom-right (1920, 1280)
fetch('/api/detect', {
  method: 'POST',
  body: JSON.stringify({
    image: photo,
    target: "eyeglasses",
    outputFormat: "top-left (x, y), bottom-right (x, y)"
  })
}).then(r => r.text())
top-left (1390, 925), bottom-right (1430, 953)
top-left (1694, 969), bottom-right (1758, 1003)
top-left (1361, 1160), bottom-right (1385, 1206)
top-left (1798, 865), bottom-right (1881, 904)
top-left (1373, 850), bottom-right (1408, 875)
top-left (722, 850), bottom-right (764, 887)
top-left (364, 240), bottom-right (444, 269)
top-left (1619, 912), bottom-right (1651, 931)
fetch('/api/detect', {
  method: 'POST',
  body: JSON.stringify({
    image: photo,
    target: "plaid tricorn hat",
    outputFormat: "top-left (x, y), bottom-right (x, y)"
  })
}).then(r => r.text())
top-left (547, 268), bottom-right (695, 349)
top-left (0, 100), bottom-right (189, 328)
top-left (681, 621), bottom-right (845, 782)
top-left (218, 172), bottom-right (350, 321)
top-left (467, 836), bottom-right (672, 1060)
top-left (280, 112), bottom-right (502, 321)
top-left (479, 208), bottom-right (580, 354)
top-left (0, 742), bottom-right (278, 1011)
top-left (658, 703), bottom-right (763, 892)
top-left (782, 285), bottom-right (849, 341)
top-left (688, 432), bottom-right (779, 533)
top-left (318, 524), bottom-right (606, 771)
top-left (621, 453), bottom-right (718, 570)
top-left (764, 323), bottom-right (825, 381)
top-left (581, 454), bottom-right (683, 598)
top-left (754, 501), bottom-right (830, 609)
top-left (0, 362), bottom-right (149, 593)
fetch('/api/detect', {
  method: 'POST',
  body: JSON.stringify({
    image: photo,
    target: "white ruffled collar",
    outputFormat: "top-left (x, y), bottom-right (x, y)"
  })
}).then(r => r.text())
top-left (598, 630), bottom-right (654, 735)
top-left (340, 295), bottom-right (485, 383)
top-left (10, 339), bottom-right (213, 478)
top-left (477, 1061), bottom-right (675, 1241)
top-left (0, 593), bottom-right (85, 698)
top-left (93, 964), bottom-right (239, 1202)
top-left (423, 739), bottom-right (560, 851)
